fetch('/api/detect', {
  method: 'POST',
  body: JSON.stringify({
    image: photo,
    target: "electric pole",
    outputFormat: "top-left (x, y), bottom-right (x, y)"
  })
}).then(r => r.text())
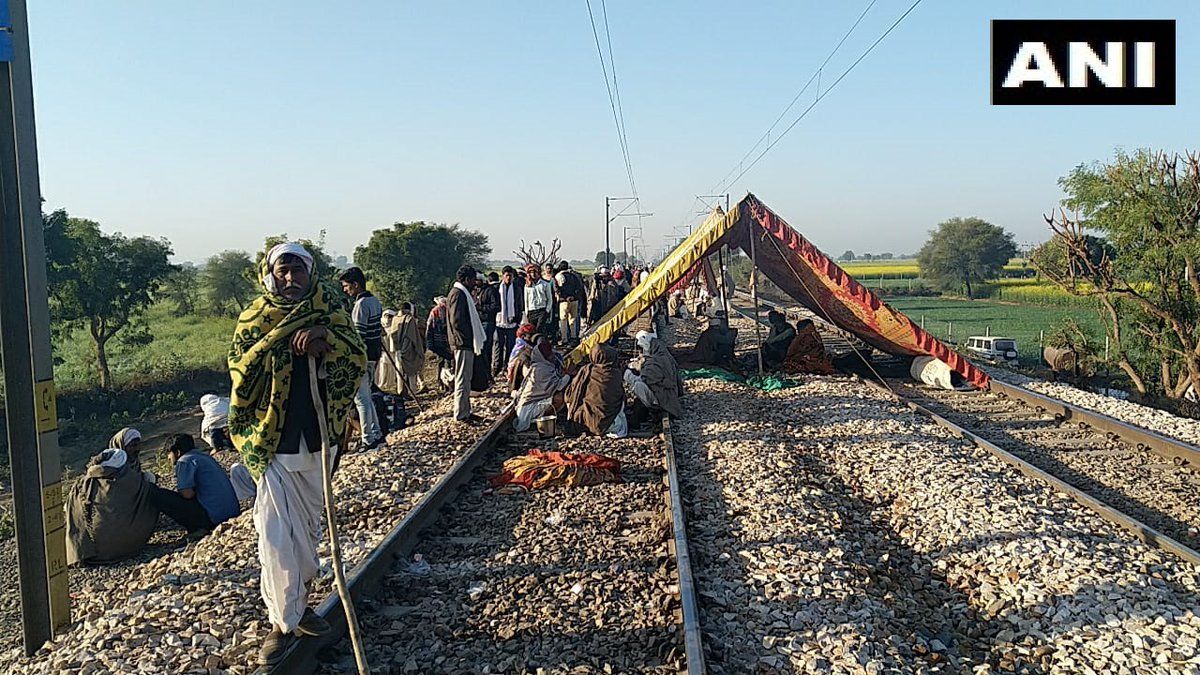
top-left (1, 0), bottom-right (70, 654)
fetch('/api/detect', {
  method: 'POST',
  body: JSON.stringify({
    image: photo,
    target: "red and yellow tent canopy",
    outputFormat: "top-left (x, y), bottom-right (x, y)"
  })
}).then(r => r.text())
top-left (567, 193), bottom-right (989, 389)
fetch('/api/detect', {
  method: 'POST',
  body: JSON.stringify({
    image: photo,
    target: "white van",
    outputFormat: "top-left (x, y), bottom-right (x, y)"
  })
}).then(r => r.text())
top-left (965, 336), bottom-right (1018, 365)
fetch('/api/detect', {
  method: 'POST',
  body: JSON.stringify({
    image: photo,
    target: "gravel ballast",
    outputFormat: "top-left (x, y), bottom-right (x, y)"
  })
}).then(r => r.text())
top-left (318, 432), bottom-right (683, 674)
top-left (0, 392), bottom-right (508, 674)
top-left (676, 373), bottom-right (1200, 674)
top-left (986, 366), bottom-right (1200, 449)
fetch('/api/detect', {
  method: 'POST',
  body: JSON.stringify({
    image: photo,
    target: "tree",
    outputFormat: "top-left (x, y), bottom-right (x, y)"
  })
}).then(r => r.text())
top-left (515, 239), bottom-right (562, 269)
top-left (839, 250), bottom-right (855, 262)
top-left (202, 250), bottom-right (256, 315)
top-left (879, 252), bottom-right (894, 260)
top-left (917, 217), bottom-right (1016, 298)
top-left (1036, 149), bottom-right (1200, 398)
top-left (44, 214), bottom-right (175, 389)
top-left (355, 221), bottom-right (491, 310)
top-left (160, 265), bottom-right (200, 317)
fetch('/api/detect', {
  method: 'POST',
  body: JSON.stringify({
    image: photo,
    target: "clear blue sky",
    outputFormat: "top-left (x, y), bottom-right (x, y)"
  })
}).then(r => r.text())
top-left (25, 1), bottom-right (1199, 264)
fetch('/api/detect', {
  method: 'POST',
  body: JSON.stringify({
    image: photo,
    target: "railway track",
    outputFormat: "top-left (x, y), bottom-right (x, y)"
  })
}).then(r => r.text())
top-left (726, 294), bottom-right (1200, 567)
top-left (266, 341), bottom-right (705, 674)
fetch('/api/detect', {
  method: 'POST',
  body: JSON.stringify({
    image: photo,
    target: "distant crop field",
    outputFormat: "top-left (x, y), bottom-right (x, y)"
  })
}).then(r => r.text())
top-left (885, 296), bottom-right (1104, 366)
top-left (839, 261), bottom-right (920, 278)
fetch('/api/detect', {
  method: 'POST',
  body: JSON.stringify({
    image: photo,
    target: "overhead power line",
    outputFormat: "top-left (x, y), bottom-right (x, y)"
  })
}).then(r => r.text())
top-left (711, 0), bottom-right (924, 195)
top-left (586, 0), bottom-right (638, 198)
top-left (709, 0), bottom-right (879, 194)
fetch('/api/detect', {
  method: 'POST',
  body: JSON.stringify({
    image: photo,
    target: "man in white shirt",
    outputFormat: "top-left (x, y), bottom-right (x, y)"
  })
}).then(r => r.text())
top-left (523, 263), bottom-right (554, 338)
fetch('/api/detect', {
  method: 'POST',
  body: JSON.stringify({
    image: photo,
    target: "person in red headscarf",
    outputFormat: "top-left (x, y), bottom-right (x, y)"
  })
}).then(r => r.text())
top-left (507, 323), bottom-right (538, 394)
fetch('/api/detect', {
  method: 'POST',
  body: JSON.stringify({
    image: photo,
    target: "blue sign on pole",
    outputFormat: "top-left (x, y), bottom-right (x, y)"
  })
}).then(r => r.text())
top-left (0, 1), bottom-right (11, 62)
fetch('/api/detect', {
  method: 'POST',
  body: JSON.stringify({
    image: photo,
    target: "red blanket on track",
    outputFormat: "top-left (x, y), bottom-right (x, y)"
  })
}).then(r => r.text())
top-left (490, 449), bottom-right (621, 491)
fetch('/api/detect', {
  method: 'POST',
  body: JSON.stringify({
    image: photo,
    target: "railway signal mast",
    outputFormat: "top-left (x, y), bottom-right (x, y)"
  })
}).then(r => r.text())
top-left (0, 0), bottom-right (70, 654)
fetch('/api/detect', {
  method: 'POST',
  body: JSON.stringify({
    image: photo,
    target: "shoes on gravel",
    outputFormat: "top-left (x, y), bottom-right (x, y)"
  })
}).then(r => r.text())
top-left (296, 607), bottom-right (331, 637)
top-left (258, 628), bottom-right (295, 666)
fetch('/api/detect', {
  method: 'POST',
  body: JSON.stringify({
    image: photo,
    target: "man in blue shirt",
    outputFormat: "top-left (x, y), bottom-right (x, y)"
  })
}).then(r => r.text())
top-left (149, 434), bottom-right (241, 538)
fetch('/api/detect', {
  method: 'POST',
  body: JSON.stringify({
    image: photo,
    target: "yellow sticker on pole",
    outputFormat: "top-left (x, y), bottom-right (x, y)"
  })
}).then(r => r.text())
top-left (41, 481), bottom-right (70, 629)
top-left (34, 379), bottom-right (56, 433)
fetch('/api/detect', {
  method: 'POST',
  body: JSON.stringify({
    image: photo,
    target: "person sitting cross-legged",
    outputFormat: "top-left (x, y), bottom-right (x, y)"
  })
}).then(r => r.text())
top-left (148, 433), bottom-right (241, 540)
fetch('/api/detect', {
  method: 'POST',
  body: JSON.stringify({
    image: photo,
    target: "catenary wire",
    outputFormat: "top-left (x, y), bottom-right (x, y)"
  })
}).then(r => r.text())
top-left (708, 0), bottom-right (880, 193)
top-left (586, 0), bottom-right (638, 198)
top-left (710, 0), bottom-right (926, 194)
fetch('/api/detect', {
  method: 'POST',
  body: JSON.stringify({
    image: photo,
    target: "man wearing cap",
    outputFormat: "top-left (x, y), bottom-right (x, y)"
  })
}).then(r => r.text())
top-left (228, 243), bottom-right (366, 665)
top-left (523, 263), bottom-right (554, 339)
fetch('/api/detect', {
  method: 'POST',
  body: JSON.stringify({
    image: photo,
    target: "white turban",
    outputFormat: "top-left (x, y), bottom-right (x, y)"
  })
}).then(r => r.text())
top-left (98, 448), bottom-right (128, 470)
top-left (108, 427), bottom-right (142, 450)
top-left (263, 242), bottom-right (314, 295)
top-left (635, 330), bottom-right (656, 354)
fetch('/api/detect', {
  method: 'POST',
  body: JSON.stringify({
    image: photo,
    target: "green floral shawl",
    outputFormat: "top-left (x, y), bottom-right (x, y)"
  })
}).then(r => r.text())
top-left (227, 261), bottom-right (366, 479)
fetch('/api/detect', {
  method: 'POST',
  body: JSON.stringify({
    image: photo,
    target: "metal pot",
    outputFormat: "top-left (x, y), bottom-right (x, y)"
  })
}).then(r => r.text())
top-left (535, 415), bottom-right (557, 437)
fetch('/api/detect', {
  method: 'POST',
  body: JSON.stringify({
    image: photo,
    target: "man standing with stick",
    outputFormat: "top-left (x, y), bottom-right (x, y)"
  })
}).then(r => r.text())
top-left (228, 243), bottom-right (366, 666)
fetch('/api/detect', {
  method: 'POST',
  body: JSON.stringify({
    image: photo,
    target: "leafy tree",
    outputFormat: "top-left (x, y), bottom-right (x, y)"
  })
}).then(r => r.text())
top-left (201, 250), bottom-right (256, 315)
top-left (839, 250), bottom-right (855, 262)
top-left (917, 217), bottom-right (1016, 298)
top-left (879, 252), bottom-right (893, 260)
top-left (355, 222), bottom-right (491, 309)
top-left (44, 215), bottom-right (175, 389)
top-left (1029, 235), bottom-right (1113, 282)
top-left (1037, 149), bottom-right (1200, 398)
top-left (861, 253), bottom-right (874, 261)
top-left (160, 264), bottom-right (200, 317)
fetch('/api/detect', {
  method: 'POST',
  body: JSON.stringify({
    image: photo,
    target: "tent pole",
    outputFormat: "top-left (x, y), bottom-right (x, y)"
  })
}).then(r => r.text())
top-left (718, 247), bottom-right (731, 319)
top-left (749, 226), bottom-right (764, 375)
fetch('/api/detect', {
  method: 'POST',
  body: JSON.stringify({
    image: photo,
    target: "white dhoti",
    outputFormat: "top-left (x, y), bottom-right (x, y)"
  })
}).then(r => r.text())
top-left (514, 398), bottom-right (555, 432)
top-left (253, 442), bottom-right (326, 634)
top-left (229, 463), bottom-right (257, 502)
top-left (624, 370), bottom-right (659, 408)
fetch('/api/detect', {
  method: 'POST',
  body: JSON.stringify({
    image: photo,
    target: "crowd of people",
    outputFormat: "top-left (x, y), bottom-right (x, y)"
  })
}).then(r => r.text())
top-left (59, 243), bottom-right (834, 666)
top-left (60, 245), bottom-right (678, 665)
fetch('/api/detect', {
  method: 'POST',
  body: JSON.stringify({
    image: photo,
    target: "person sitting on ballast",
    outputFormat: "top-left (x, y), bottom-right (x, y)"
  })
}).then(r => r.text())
top-left (148, 433), bottom-right (240, 540)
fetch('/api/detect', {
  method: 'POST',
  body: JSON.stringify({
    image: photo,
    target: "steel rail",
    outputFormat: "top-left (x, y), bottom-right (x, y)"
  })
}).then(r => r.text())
top-left (663, 416), bottom-right (707, 674)
top-left (987, 379), bottom-right (1200, 468)
top-left (263, 404), bottom-right (709, 673)
top-left (725, 300), bottom-right (1200, 566)
top-left (260, 404), bottom-right (516, 675)
top-left (739, 291), bottom-right (1200, 469)
top-left (858, 377), bottom-right (1200, 568)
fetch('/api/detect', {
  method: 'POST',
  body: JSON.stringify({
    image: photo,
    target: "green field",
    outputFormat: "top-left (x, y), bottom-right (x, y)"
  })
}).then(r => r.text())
top-left (884, 296), bottom-right (1105, 366)
top-left (53, 304), bottom-right (236, 393)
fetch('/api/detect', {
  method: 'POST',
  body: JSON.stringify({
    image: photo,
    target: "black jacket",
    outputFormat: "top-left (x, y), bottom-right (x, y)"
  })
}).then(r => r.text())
top-left (447, 286), bottom-right (475, 351)
top-left (480, 282), bottom-right (502, 323)
top-left (496, 277), bottom-right (525, 325)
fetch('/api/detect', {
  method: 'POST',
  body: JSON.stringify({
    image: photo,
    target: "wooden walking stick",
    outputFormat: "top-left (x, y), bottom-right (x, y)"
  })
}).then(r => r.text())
top-left (307, 356), bottom-right (370, 675)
